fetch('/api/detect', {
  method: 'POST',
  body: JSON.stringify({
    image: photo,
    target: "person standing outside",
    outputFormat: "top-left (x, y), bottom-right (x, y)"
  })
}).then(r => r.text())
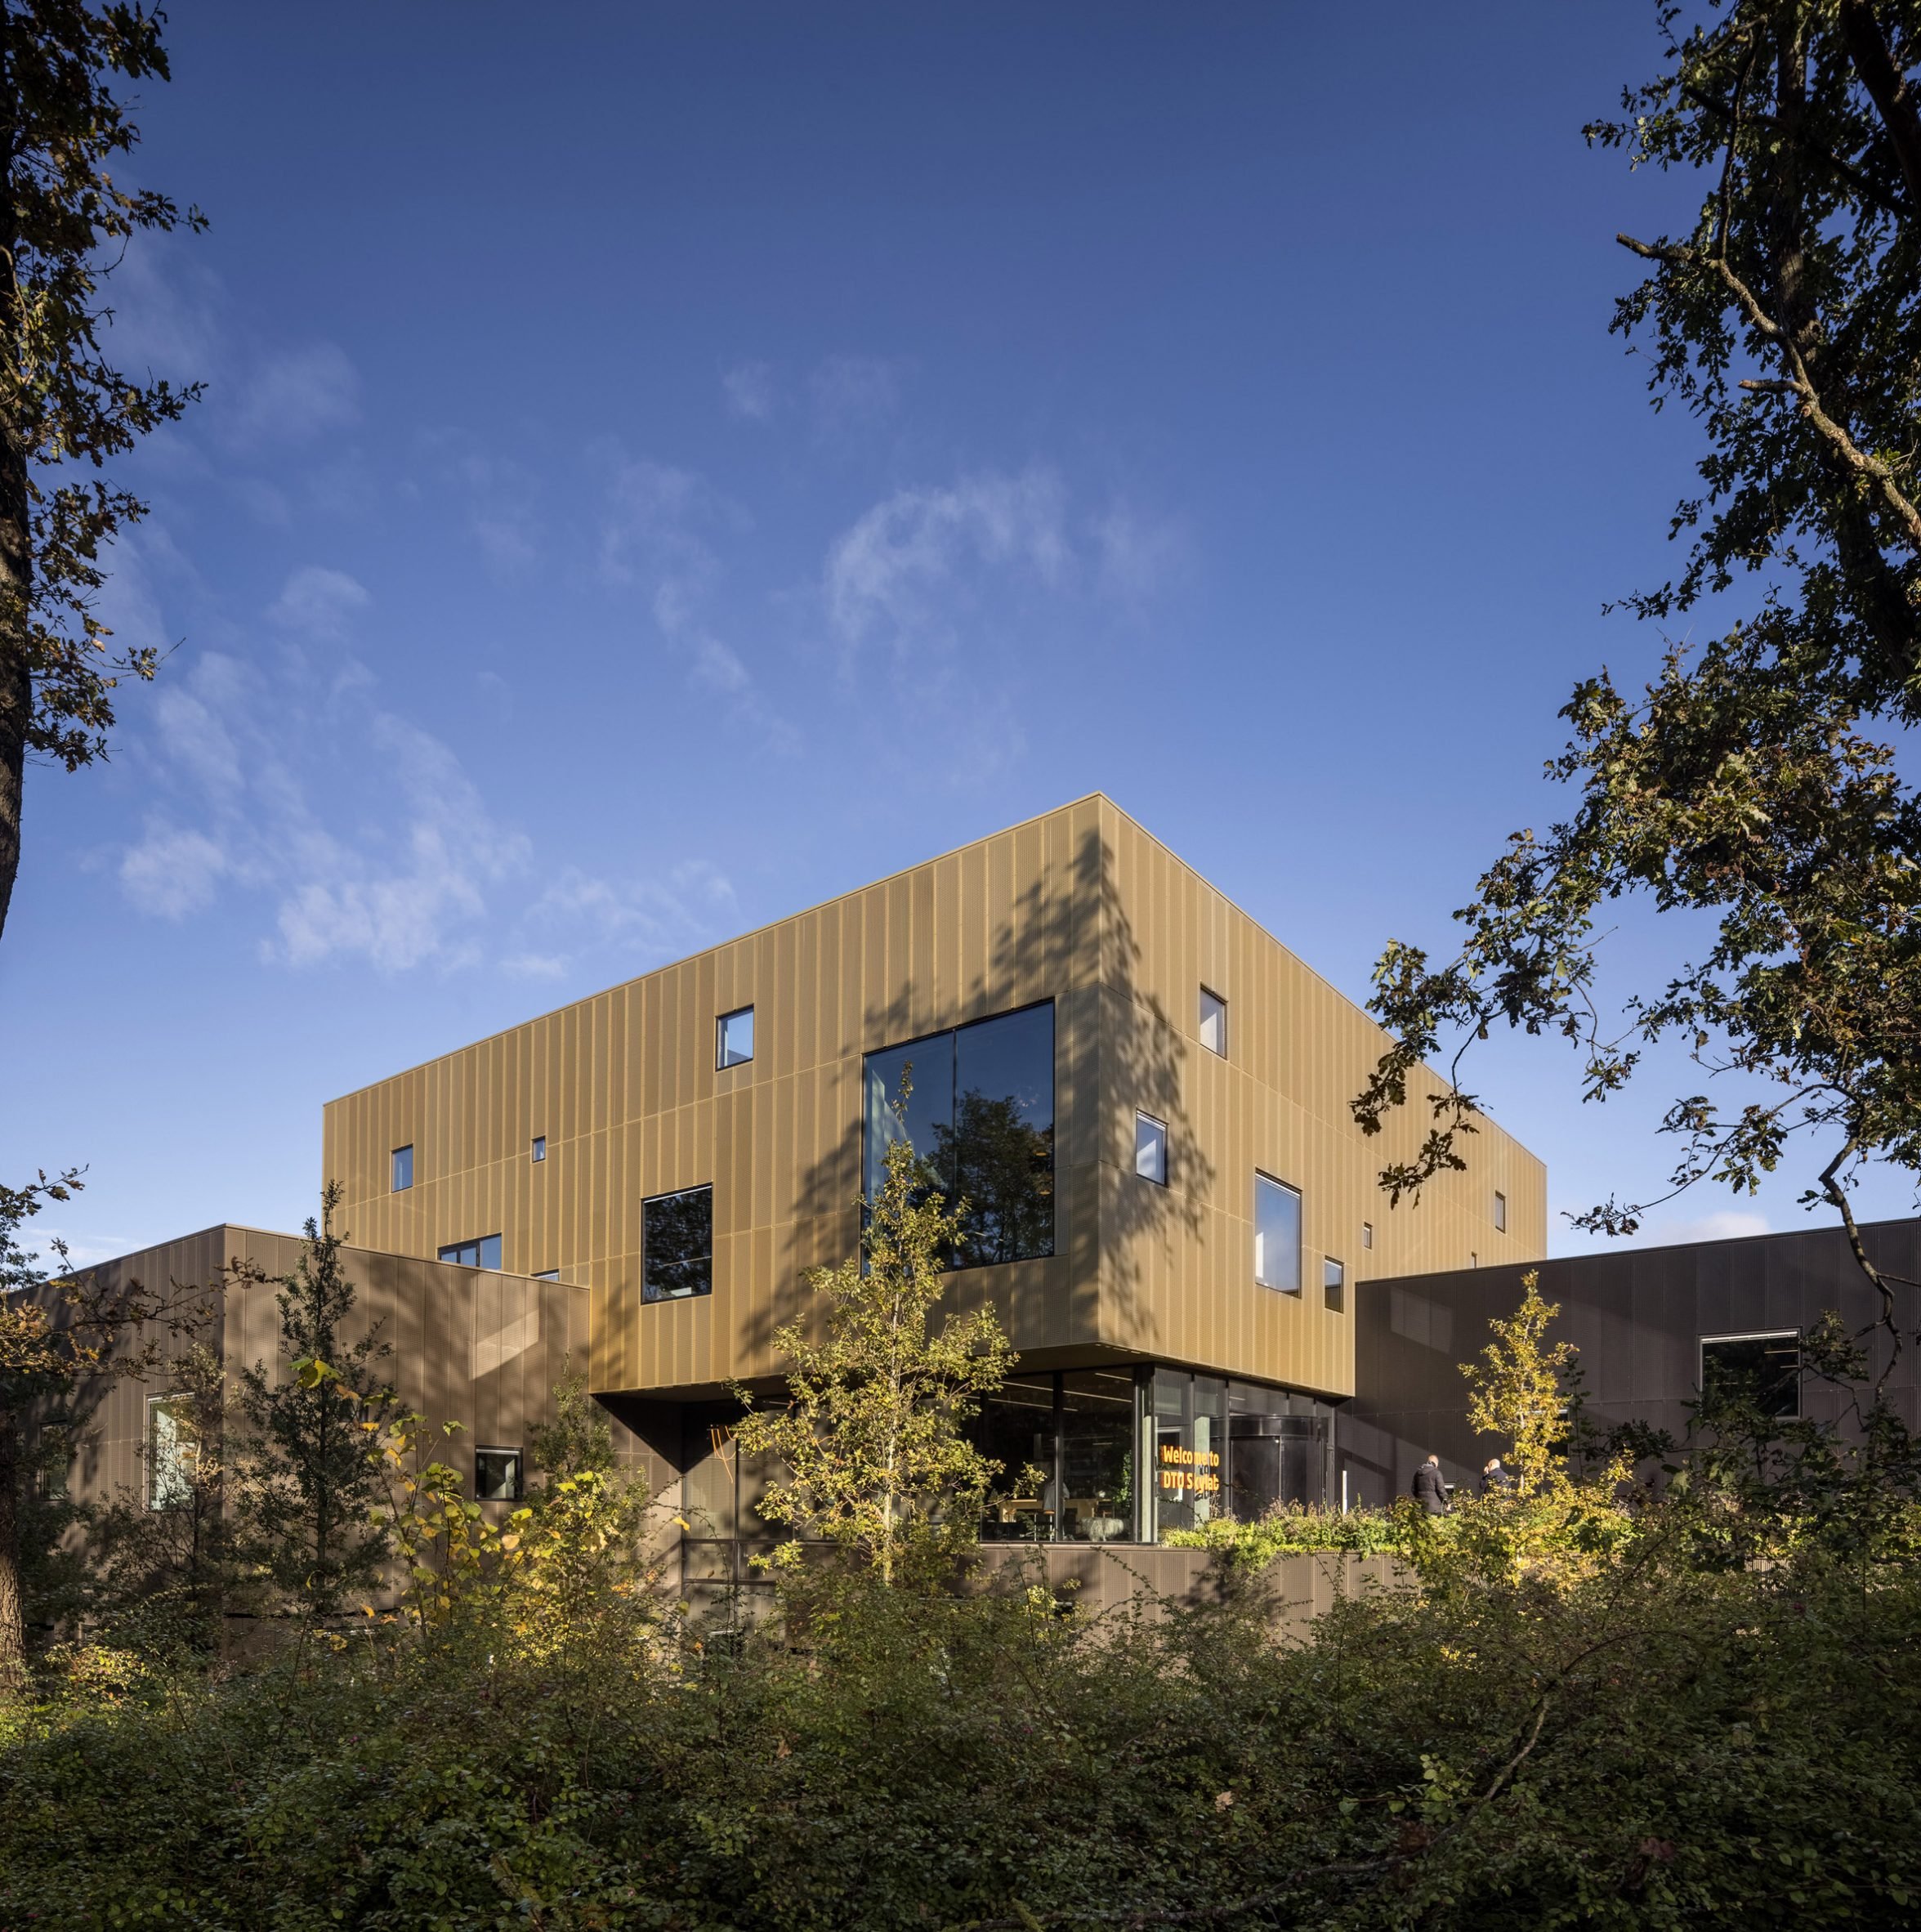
top-left (1412, 1454), bottom-right (1450, 1514)
top-left (1481, 1456), bottom-right (1515, 1497)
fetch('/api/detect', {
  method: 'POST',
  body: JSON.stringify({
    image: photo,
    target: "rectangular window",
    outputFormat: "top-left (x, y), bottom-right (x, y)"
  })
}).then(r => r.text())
top-left (717, 1005), bottom-right (755, 1069)
top-left (1324, 1256), bottom-right (1346, 1312)
top-left (391, 1144), bottom-right (413, 1192)
top-left (1199, 987), bottom-right (1227, 1057)
top-left (438, 1235), bottom-right (503, 1270)
top-left (643, 1184), bottom-right (713, 1302)
top-left (862, 1002), bottom-right (1054, 1268)
top-left (1253, 1174), bottom-right (1301, 1292)
top-left (39, 1422), bottom-right (74, 1502)
top-left (534, 1268), bottom-right (561, 1282)
top-left (531, 1135), bottom-right (546, 1163)
top-left (1494, 1189), bottom-right (1508, 1233)
top-left (1362, 1220), bottom-right (1374, 1250)
top-left (1701, 1332), bottom-right (1800, 1420)
top-left (1134, 1111), bottom-right (1168, 1185)
top-left (474, 1447), bottom-right (523, 1501)
top-left (146, 1393), bottom-right (197, 1511)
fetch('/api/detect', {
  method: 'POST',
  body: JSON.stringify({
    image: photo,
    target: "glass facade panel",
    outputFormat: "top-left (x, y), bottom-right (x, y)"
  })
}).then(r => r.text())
top-left (1701, 1333), bottom-right (1800, 1419)
top-left (1253, 1174), bottom-right (1301, 1291)
top-left (643, 1186), bottom-right (713, 1302)
top-left (1060, 1370), bottom-right (1136, 1542)
top-left (391, 1144), bottom-right (413, 1192)
top-left (439, 1235), bottom-right (503, 1270)
top-left (717, 1006), bottom-right (755, 1068)
top-left (863, 1032), bottom-right (956, 1205)
top-left (975, 1375), bottom-right (1057, 1541)
top-left (862, 1003), bottom-right (1053, 1268)
top-left (1135, 1111), bottom-right (1168, 1184)
top-left (475, 1447), bottom-right (522, 1500)
top-left (1199, 987), bottom-right (1227, 1056)
top-left (949, 1005), bottom-right (1054, 1265)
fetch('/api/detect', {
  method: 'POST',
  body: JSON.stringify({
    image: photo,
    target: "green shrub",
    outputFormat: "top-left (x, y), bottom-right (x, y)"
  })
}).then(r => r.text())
top-left (1164, 1500), bottom-right (1411, 1563)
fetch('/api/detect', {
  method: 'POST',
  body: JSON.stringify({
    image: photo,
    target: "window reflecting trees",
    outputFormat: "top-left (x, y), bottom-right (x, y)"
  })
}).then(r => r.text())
top-left (862, 1003), bottom-right (1054, 1268)
top-left (643, 1185), bottom-right (713, 1302)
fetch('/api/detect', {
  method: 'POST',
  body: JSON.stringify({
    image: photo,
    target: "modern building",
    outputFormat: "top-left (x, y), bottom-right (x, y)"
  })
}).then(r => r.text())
top-left (317, 794), bottom-right (1543, 1555)
top-left (62, 795), bottom-right (1900, 1579)
top-left (52, 795), bottom-right (1542, 1567)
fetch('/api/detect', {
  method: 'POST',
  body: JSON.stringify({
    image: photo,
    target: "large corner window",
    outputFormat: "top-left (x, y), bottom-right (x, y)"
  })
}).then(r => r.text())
top-left (644, 1184), bottom-right (713, 1302)
top-left (439, 1235), bottom-right (503, 1270)
top-left (862, 1002), bottom-right (1054, 1268)
top-left (1253, 1173), bottom-right (1302, 1293)
top-left (391, 1144), bottom-right (413, 1192)
top-left (1701, 1332), bottom-right (1800, 1420)
top-left (146, 1393), bottom-right (198, 1511)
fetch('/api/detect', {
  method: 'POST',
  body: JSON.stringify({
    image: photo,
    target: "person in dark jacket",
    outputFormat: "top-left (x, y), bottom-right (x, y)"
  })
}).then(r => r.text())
top-left (1412, 1455), bottom-right (1449, 1514)
top-left (1481, 1456), bottom-right (1516, 1497)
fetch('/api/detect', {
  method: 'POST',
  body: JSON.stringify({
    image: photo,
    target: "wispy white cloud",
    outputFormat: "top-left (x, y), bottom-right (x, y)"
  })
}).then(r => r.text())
top-left (1090, 501), bottom-right (1191, 606)
top-left (517, 858), bottom-right (739, 969)
top-left (721, 360), bottom-right (775, 422)
top-left (267, 564), bottom-right (370, 642)
top-left (119, 648), bottom-right (529, 976)
top-left (824, 467), bottom-right (1070, 656)
top-left (228, 342), bottom-right (361, 445)
top-left (119, 824), bottom-right (228, 919)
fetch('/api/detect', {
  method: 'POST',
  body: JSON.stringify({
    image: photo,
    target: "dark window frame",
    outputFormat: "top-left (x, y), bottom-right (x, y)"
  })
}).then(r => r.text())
top-left (391, 1144), bottom-right (413, 1192)
top-left (1493, 1189), bottom-right (1508, 1233)
top-left (1253, 1170), bottom-right (1302, 1294)
top-left (860, 998), bottom-right (1057, 1272)
top-left (1324, 1255), bottom-right (1346, 1313)
top-left (474, 1446), bottom-right (524, 1502)
top-left (1134, 1109), bottom-right (1168, 1187)
top-left (531, 1135), bottom-right (547, 1163)
top-left (1700, 1330), bottom-right (1802, 1420)
top-left (438, 1234), bottom-right (503, 1271)
top-left (717, 1005), bottom-right (755, 1070)
top-left (642, 1183), bottom-right (715, 1304)
top-left (1199, 986), bottom-right (1228, 1058)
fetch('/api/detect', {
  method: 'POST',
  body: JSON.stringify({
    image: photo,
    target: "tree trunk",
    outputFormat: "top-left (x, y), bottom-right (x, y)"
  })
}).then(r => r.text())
top-left (0, 11), bottom-right (26, 949)
top-left (0, 1409), bottom-right (28, 1690)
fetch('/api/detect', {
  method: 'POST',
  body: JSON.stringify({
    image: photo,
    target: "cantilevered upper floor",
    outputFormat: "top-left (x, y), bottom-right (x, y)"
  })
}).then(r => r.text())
top-left (323, 795), bottom-right (1545, 1406)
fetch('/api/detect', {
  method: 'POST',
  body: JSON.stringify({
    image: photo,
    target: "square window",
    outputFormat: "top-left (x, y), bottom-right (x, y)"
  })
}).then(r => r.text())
top-left (438, 1235), bottom-right (503, 1271)
top-left (1199, 987), bottom-right (1228, 1058)
top-left (644, 1184), bottom-right (713, 1302)
top-left (474, 1447), bottom-right (523, 1501)
top-left (1253, 1174), bottom-right (1301, 1292)
top-left (1701, 1333), bottom-right (1800, 1420)
top-left (1134, 1111), bottom-right (1168, 1185)
top-left (1494, 1189), bottom-right (1508, 1233)
top-left (391, 1144), bottom-right (413, 1192)
top-left (1324, 1256), bottom-right (1346, 1313)
top-left (531, 1135), bottom-right (547, 1163)
top-left (1362, 1220), bottom-right (1374, 1250)
top-left (717, 1006), bottom-right (755, 1069)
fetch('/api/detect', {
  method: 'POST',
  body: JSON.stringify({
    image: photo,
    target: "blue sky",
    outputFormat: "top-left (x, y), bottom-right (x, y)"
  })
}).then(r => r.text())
top-left (6, 2), bottom-right (1903, 1265)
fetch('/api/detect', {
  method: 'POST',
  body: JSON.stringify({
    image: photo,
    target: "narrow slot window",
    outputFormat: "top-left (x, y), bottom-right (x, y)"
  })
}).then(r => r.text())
top-left (1135, 1111), bottom-right (1168, 1185)
top-left (531, 1135), bottom-right (547, 1163)
top-left (1493, 1189), bottom-right (1508, 1233)
top-left (1199, 987), bottom-right (1227, 1058)
top-left (1324, 1256), bottom-right (1346, 1313)
top-left (391, 1144), bottom-right (413, 1192)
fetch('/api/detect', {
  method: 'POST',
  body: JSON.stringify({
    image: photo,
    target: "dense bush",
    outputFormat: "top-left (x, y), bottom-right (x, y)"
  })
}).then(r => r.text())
top-left (2, 1524), bottom-right (1918, 1930)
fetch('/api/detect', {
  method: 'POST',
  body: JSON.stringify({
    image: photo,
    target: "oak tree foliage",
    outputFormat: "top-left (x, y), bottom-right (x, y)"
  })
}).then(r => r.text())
top-left (0, 0), bottom-right (203, 941)
top-left (1356, 0), bottom-right (1921, 1348)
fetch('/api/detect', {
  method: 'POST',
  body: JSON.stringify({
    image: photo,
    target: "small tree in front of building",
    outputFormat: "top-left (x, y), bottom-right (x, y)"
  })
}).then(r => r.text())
top-left (1462, 1271), bottom-right (1578, 1502)
top-left (734, 1111), bottom-right (1016, 1590)
top-left (233, 1185), bottom-right (395, 1619)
